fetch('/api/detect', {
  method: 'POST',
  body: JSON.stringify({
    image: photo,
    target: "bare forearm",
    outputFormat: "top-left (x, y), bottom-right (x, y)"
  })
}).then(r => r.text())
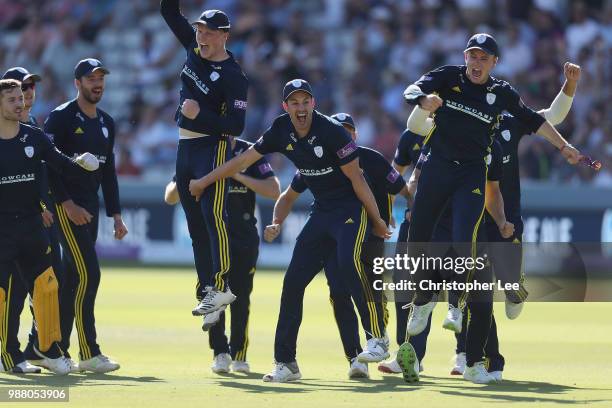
top-left (485, 186), bottom-right (506, 228)
top-left (562, 79), bottom-right (577, 97)
top-left (233, 174), bottom-right (280, 199)
top-left (272, 193), bottom-right (297, 225)
top-left (536, 120), bottom-right (568, 149)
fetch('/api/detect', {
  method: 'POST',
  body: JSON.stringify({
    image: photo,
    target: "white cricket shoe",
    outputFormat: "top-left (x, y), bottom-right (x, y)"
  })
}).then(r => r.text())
top-left (442, 306), bottom-right (463, 333)
top-left (28, 357), bottom-right (77, 372)
top-left (451, 352), bottom-right (466, 375)
top-left (505, 300), bottom-right (524, 320)
top-left (32, 347), bottom-right (70, 375)
top-left (489, 370), bottom-right (503, 382)
top-left (463, 361), bottom-right (495, 384)
top-left (202, 306), bottom-right (226, 331)
top-left (211, 353), bottom-right (232, 374)
top-left (348, 358), bottom-right (369, 379)
top-left (377, 355), bottom-right (402, 374)
top-left (232, 360), bottom-right (250, 374)
top-left (11, 361), bottom-right (41, 374)
top-left (262, 362), bottom-right (301, 383)
top-left (357, 336), bottom-right (390, 363)
top-left (396, 342), bottom-right (420, 383)
top-left (79, 354), bottom-right (120, 373)
top-left (192, 286), bottom-right (236, 316)
top-left (405, 301), bottom-right (436, 336)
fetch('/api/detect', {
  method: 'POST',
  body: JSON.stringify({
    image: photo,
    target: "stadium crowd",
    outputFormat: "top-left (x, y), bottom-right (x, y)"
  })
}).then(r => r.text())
top-left (0, 0), bottom-right (610, 185)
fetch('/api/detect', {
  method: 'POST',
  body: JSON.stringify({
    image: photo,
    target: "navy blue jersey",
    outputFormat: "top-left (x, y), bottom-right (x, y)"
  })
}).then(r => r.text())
top-left (44, 99), bottom-right (120, 216)
top-left (161, 0), bottom-right (248, 137)
top-left (291, 146), bottom-right (405, 224)
top-left (0, 124), bottom-right (85, 218)
top-left (26, 115), bottom-right (55, 211)
top-left (493, 113), bottom-right (530, 220)
top-left (404, 65), bottom-right (544, 162)
top-left (394, 129), bottom-right (424, 168)
top-left (227, 138), bottom-right (275, 242)
top-left (255, 111), bottom-right (360, 210)
top-left (417, 140), bottom-right (503, 231)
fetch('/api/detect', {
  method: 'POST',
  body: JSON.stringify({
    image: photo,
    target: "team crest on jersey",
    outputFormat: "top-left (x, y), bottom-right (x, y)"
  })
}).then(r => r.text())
top-left (102, 127), bottom-right (109, 138)
top-left (24, 146), bottom-right (34, 158)
top-left (485, 154), bottom-right (492, 165)
top-left (314, 146), bottom-right (323, 158)
top-left (486, 92), bottom-right (496, 105)
top-left (501, 129), bottom-right (511, 141)
top-left (210, 71), bottom-right (220, 82)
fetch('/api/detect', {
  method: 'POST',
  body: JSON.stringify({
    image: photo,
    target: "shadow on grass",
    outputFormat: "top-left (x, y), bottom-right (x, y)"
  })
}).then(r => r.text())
top-left (0, 373), bottom-right (165, 387)
top-left (211, 374), bottom-right (612, 403)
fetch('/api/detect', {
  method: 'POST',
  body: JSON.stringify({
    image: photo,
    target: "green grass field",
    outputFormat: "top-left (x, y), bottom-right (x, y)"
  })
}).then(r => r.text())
top-left (2, 267), bottom-right (612, 407)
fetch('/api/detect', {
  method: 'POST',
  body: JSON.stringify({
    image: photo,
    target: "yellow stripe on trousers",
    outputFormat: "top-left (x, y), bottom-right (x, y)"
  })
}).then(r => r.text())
top-left (353, 207), bottom-right (381, 338)
top-left (1, 276), bottom-right (14, 369)
top-left (235, 302), bottom-right (251, 362)
top-left (56, 205), bottom-right (92, 360)
top-left (213, 140), bottom-right (230, 290)
top-left (459, 164), bottom-right (488, 309)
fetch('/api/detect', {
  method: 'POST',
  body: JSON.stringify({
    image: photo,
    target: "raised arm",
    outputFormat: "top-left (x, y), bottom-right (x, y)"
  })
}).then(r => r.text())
top-left (538, 62), bottom-right (580, 126)
top-left (160, 0), bottom-right (195, 49)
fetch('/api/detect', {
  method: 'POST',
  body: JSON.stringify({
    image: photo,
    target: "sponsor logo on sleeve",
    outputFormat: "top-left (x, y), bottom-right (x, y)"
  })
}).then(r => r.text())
top-left (386, 169), bottom-right (400, 183)
top-left (234, 100), bottom-right (248, 110)
top-left (258, 163), bottom-right (273, 174)
top-left (336, 141), bottom-right (357, 159)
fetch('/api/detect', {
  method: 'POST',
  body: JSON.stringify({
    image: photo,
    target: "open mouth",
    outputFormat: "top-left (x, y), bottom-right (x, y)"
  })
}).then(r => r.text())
top-left (296, 112), bottom-right (307, 126)
top-left (92, 88), bottom-right (103, 96)
top-left (199, 43), bottom-right (208, 53)
top-left (471, 68), bottom-right (483, 80)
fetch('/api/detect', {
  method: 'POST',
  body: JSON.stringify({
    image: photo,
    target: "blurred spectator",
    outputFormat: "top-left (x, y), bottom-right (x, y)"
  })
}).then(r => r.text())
top-left (0, 0), bottom-right (609, 185)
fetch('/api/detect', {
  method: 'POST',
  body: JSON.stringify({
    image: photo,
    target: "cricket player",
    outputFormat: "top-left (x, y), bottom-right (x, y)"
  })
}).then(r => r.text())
top-left (399, 61), bottom-right (582, 383)
top-left (264, 112), bottom-right (410, 379)
top-left (161, 0), bottom-right (249, 316)
top-left (0, 78), bottom-right (99, 375)
top-left (0, 67), bottom-right (66, 373)
top-left (164, 137), bottom-right (280, 374)
top-left (44, 58), bottom-right (127, 373)
top-left (403, 33), bottom-right (581, 339)
top-left (189, 79), bottom-right (391, 382)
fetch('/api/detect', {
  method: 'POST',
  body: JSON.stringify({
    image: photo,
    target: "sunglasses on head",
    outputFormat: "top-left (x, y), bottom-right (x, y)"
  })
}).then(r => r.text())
top-left (21, 82), bottom-right (36, 91)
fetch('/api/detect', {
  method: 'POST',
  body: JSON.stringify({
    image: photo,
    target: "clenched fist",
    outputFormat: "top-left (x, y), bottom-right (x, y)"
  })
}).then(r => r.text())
top-left (563, 62), bottom-right (581, 83)
top-left (181, 99), bottom-right (200, 120)
top-left (264, 224), bottom-right (281, 242)
top-left (418, 94), bottom-right (443, 112)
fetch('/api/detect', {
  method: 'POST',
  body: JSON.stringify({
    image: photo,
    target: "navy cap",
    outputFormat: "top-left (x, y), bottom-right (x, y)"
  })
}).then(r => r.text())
top-left (74, 58), bottom-right (110, 79)
top-left (191, 9), bottom-right (231, 30)
top-left (464, 33), bottom-right (499, 57)
top-left (331, 113), bottom-right (355, 129)
top-left (2, 67), bottom-right (41, 83)
top-left (282, 79), bottom-right (313, 101)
